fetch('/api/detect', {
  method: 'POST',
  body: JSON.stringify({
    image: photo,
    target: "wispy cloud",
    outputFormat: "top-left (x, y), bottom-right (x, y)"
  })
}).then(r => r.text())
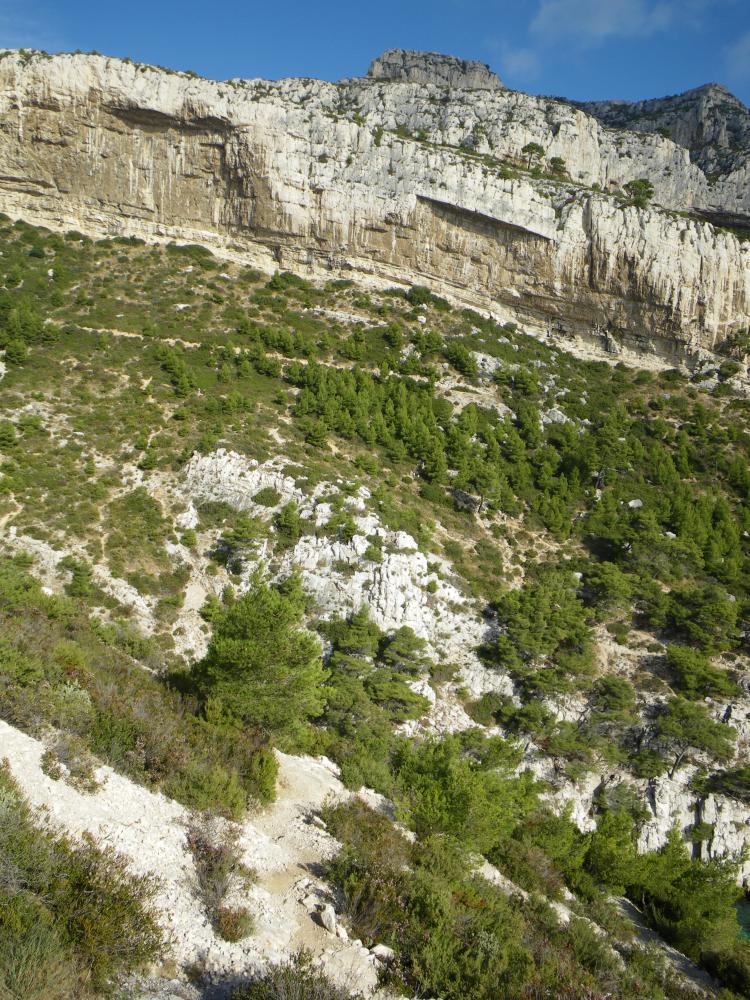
top-left (530, 0), bottom-right (675, 47)
top-left (493, 0), bottom-right (719, 86)
top-left (485, 36), bottom-right (542, 83)
top-left (500, 46), bottom-right (542, 82)
top-left (726, 29), bottom-right (750, 82)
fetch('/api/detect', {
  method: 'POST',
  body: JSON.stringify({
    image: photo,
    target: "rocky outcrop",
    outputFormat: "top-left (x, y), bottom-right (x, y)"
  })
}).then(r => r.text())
top-left (639, 771), bottom-right (750, 884)
top-left (181, 450), bottom-right (490, 670)
top-left (578, 85), bottom-right (750, 187)
top-left (367, 48), bottom-right (503, 90)
top-left (0, 50), bottom-right (748, 357)
top-left (577, 83), bottom-right (750, 226)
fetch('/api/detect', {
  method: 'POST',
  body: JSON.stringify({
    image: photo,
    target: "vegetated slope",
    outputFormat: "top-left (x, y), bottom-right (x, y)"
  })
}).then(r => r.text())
top-left (1, 49), bottom-right (750, 356)
top-left (1, 217), bottom-right (750, 997)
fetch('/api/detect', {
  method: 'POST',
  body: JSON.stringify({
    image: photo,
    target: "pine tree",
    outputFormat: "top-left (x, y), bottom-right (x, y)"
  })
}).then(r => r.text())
top-left (193, 574), bottom-right (327, 743)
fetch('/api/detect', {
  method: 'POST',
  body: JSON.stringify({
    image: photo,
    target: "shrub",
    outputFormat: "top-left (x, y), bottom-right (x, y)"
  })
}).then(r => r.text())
top-left (216, 905), bottom-right (255, 942)
top-left (0, 919), bottom-right (79, 1000)
top-left (703, 941), bottom-right (750, 996)
top-left (0, 764), bottom-right (161, 990)
top-left (252, 486), bottom-right (282, 506)
top-left (665, 645), bottom-right (737, 699)
top-left (167, 762), bottom-right (248, 819)
top-left (187, 818), bottom-right (256, 936)
top-left (323, 798), bottom-right (413, 871)
top-left (466, 691), bottom-right (506, 726)
top-left (165, 242), bottom-right (217, 267)
top-left (266, 270), bottom-right (311, 292)
top-left (623, 178), bottom-right (655, 208)
top-left (232, 950), bottom-right (360, 999)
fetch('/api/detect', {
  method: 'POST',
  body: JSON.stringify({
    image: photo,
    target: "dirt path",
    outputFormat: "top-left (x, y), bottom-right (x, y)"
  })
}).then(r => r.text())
top-left (248, 753), bottom-right (382, 988)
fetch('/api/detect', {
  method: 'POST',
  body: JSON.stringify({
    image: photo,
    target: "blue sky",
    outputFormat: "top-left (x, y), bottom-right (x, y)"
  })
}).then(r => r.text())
top-left (3, 0), bottom-right (749, 105)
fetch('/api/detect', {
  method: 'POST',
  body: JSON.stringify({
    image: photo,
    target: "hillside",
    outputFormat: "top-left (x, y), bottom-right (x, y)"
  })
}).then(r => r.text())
top-left (576, 83), bottom-right (750, 232)
top-left (577, 84), bottom-right (750, 185)
top-left (1, 211), bottom-right (750, 997)
top-left (1, 47), bottom-right (750, 1000)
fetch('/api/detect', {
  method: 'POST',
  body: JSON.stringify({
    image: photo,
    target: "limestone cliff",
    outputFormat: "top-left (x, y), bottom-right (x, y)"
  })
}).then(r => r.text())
top-left (578, 84), bottom-right (750, 174)
top-left (0, 49), bottom-right (748, 357)
top-left (576, 83), bottom-right (750, 227)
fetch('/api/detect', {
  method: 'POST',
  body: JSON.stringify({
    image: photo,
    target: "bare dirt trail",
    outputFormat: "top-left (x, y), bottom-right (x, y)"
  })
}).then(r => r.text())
top-left (247, 753), bottom-right (383, 988)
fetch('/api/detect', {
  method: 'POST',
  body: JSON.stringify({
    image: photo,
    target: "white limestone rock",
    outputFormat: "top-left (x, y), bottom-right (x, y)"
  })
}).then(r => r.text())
top-left (371, 943), bottom-right (396, 962)
top-left (367, 49), bottom-right (504, 90)
top-left (319, 904), bottom-right (338, 934)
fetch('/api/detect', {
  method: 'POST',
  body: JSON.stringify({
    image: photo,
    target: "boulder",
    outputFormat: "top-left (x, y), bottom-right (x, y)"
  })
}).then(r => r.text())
top-left (372, 943), bottom-right (396, 962)
top-left (319, 903), bottom-right (338, 934)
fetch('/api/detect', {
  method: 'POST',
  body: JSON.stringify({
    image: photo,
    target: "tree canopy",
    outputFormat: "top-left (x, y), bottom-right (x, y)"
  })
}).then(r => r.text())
top-left (193, 574), bottom-right (328, 744)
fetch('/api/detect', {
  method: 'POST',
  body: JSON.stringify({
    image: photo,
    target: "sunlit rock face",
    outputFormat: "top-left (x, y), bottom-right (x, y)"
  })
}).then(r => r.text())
top-left (366, 48), bottom-right (505, 90)
top-left (576, 83), bottom-right (750, 220)
top-left (0, 49), bottom-right (748, 358)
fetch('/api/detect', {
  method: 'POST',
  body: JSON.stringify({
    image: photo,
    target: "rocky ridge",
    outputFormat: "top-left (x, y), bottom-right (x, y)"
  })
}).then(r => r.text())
top-left (367, 48), bottom-right (504, 90)
top-left (0, 49), bottom-right (748, 358)
top-left (577, 83), bottom-right (750, 184)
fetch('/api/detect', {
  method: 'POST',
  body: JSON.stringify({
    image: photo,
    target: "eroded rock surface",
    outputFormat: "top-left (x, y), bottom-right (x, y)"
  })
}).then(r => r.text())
top-left (366, 48), bottom-right (504, 90)
top-left (0, 50), bottom-right (748, 357)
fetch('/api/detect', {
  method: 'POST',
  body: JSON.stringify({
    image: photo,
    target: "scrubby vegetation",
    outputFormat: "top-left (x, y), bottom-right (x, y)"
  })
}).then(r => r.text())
top-left (187, 818), bottom-right (256, 941)
top-left (1, 215), bottom-right (750, 996)
top-left (231, 951), bottom-right (360, 999)
top-left (0, 556), bottom-right (275, 817)
top-left (324, 754), bottom-right (749, 1000)
top-left (0, 763), bottom-right (161, 997)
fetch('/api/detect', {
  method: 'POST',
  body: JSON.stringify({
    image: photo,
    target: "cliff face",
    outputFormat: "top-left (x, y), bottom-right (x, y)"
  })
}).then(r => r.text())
top-left (577, 83), bottom-right (750, 225)
top-left (367, 49), bottom-right (504, 89)
top-left (578, 85), bottom-right (750, 179)
top-left (0, 50), bottom-right (748, 358)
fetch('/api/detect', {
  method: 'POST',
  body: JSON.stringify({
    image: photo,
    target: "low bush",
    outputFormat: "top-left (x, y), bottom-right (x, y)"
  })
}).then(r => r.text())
top-left (466, 690), bottom-right (506, 725)
top-left (187, 817), bottom-right (256, 936)
top-left (231, 950), bottom-right (360, 999)
top-left (703, 940), bottom-right (750, 996)
top-left (0, 763), bottom-right (161, 993)
top-left (665, 645), bottom-right (737, 699)
top-left (252, 486), bottom-right (282, 506)
top-left (215, 905), bottom-right (255, 942)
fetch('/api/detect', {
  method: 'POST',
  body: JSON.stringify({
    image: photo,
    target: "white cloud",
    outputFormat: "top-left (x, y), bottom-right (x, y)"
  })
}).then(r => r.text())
top-left (530, 0), bottom-right (675, 47)
top-left (500, 46), bottom-right (542, 82)
top-left (485, 37), bottom-right (542, 83)
top-left (726, 30), bottom-right (750, 82)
